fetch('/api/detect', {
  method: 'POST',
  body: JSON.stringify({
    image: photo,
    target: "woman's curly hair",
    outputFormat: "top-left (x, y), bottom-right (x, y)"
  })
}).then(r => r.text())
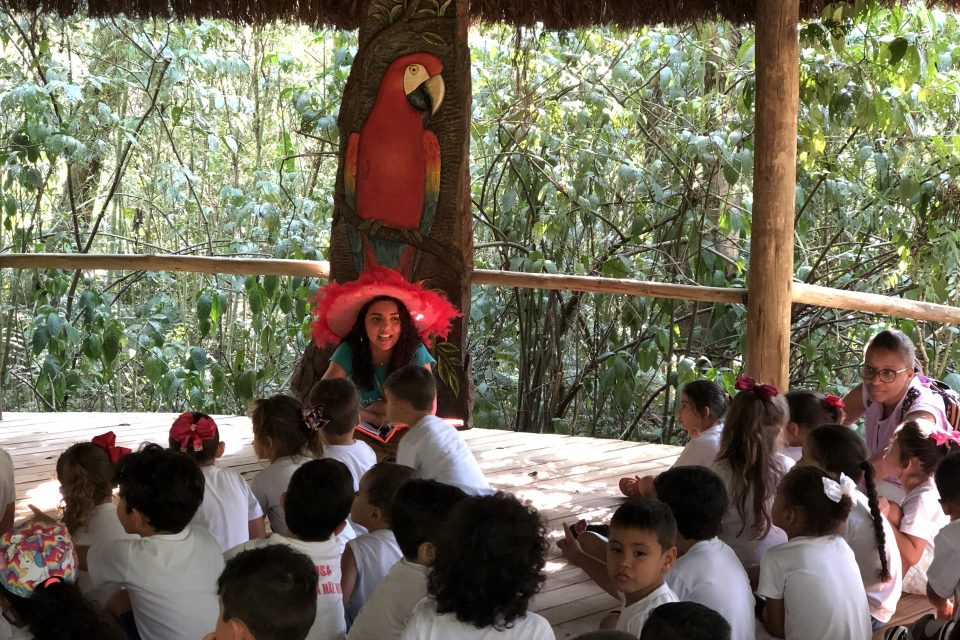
top-left (427, 493), bottom-right (548, 630)
top-left (55, 443), bottom-right (117, 535)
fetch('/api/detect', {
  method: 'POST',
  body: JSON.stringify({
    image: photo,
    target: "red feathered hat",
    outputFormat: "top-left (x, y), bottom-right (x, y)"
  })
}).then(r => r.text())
top-left (309, 266), bottom-right (461, 348)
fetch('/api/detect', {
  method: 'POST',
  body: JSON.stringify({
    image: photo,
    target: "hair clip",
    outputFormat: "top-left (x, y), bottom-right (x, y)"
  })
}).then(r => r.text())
top-left (930, 430), bottom-right (960, 448)
top-left (40, 576), bottom-right (63, 589)
top-left (734, 375), bottom-right (779, 400)
top-left (824, 394), bottom-right (845, 411)
top-left (91, 431), bottom-right (132, 463)
top-left (170, 413), bottom-right (217, 452)
top-left (303, 406), bottom-right (331, 432)
top-left (822, 473), bottom-right (855, 503)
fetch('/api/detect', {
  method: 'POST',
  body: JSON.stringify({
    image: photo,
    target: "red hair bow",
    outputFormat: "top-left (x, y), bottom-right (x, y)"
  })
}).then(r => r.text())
top-left (824, 394), bottom-right (845, 411)
top-left (91, 431), bottom-right (131, 463)
top-left (930, 430), bottom-right (960, 448)
top-left (734, 375), bottom-right (779, 399)
top-left (170, 413), bottom-right (218, 452)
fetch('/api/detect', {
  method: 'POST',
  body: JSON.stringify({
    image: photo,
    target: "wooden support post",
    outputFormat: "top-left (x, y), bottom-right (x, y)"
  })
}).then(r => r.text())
top-left (747, 0), bottom-right (800, 390)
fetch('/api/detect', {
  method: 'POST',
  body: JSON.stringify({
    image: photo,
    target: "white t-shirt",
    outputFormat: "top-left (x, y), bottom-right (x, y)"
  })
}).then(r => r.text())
top-left (615, 581), bottom-right (678, 637)
top-left (324, 442), bottom-right (377, 492)
top-left (226, 533), bottom-right (346, 640)
top-left (926, 519), bottom-right (960, 602)
top-left (782, 445), bottom-right (803, 463)
top-left (346, 529), bottom-right (403, 625)
top-left (192, 464), bottom-right (264, 552)
top-left (665, 537), bottom-right (754, 640)
top-left (864, 376), bottom-right (949, 458)
top-left (901, 477), bottom-right (951, 594)
top-left (715, 453), bottom-right (795, 568)
top-left (348, 559), bottom-right (428, 640)
top-left (673, 423), bottom-right (723, 468)
top-left (251, 455), bottom-right (311, 536)
top-left (396, 416), bottom-right (492, 496)
top-left (400, 597), bottom-right (555, 640)
top-left (757, 535), bottom-right (872, 640)
top-left (841, 489), bottom-right (902, 623)
top-left (0, 448), bottom-right (14, 515)
top-left (72, 501), bottom-right (137, 606)
top-left (87, 526), bottom-right (224, 640)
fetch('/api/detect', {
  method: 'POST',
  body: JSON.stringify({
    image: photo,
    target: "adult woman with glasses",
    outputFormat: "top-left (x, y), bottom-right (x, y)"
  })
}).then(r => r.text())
top-left (842, 329), bottom-right (949, 460)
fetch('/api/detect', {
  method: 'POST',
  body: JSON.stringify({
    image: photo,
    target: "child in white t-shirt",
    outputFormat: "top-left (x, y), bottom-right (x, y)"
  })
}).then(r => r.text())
top-left (343, 463), bottom-right (415, 627)
top-left (878, 420), bottom-right (954, 594)
top-left (226, 458), bottom-right (355, 640)
top-left (0, 445), bottom-right (15, 536)
top-left (385, 366), bottom-right (492, 496)
top-left (249, 394), bottom-right (324, 535)
top-left (638, 601), bottom-right (731, 640)
top-left (305, 379), bottom-right (377, 492)
top-left (169, 412), bottom-right (265, 551)
top-left (620, 379), bottom-right (728, 497)
top-left (757, 466), bottom-right (871, 640)
top-left (400, 493), bottom-right (554, 639)
top-left (653, 466), bottom-right (754, 640)
top-left (782, 390), bottom-right (844, 462)
top-left (348, 479), bottom-right (467, 640)
top-left (204, 544), bottom-right (318, 640)
top-left (81, 444), bottom-right (224, 640)
top-left (37, 434), bottom-right (136, 606)
top-left (803, 424), bottom-right (902, 627)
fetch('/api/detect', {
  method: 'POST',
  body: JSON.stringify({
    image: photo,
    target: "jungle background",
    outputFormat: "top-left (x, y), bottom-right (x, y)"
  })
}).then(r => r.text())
top-left (2, 1), bottom-right (960, 443)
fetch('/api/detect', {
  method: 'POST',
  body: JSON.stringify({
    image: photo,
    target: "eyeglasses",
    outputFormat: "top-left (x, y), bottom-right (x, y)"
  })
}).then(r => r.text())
top-left (861, 364), bottom-right (910, 383)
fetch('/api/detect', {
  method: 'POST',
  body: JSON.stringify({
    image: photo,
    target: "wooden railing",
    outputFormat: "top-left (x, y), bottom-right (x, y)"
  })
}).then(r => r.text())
top-left (2, 252), bottom-right (960, 324)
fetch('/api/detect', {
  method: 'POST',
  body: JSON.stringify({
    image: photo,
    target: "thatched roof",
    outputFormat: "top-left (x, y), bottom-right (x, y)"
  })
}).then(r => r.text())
top-left (9, 0), bottom-right (960, 29)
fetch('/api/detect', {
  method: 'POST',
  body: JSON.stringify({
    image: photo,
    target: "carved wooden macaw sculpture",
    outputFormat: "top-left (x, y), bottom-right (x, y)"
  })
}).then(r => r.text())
top-left (344, 52), bottom-right (445, 278)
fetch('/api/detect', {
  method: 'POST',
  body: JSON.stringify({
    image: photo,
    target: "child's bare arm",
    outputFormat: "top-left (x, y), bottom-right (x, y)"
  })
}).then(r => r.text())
top-left (341, 544), bottom-right (359, 611)
top-left (892, 528), bottom-right (928, 572)
top-left (761, 597), bottom-right (786, 638)
top-left (248, 516), bottom-right (266, 540)
top-left (927, 583), bottom-right (955, 619)
top-left (557, 524), bottom-right (617, 598)
top-left (76, 545), bottom-right (90, 571)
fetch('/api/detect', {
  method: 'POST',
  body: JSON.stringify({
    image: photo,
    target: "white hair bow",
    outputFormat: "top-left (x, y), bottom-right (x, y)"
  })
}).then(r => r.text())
top-left (822, 473), bottom-right (856, 503)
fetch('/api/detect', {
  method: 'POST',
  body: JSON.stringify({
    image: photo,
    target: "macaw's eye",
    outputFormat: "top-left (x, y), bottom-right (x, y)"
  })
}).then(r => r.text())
top-left (408, 64), bottom-right (420, 75)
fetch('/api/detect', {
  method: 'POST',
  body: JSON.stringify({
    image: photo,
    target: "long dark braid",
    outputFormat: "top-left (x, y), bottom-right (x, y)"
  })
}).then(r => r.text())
top-left (860, 460), bottom-right (891, 582)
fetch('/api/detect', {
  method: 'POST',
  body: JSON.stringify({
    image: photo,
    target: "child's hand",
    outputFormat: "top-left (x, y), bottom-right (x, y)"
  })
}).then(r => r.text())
top-left (27, 504), bottom-right (58, 526)
top-left (937, 597), bottom-right (955, 620)
top-left (557, 522), bottom-right (586, 567)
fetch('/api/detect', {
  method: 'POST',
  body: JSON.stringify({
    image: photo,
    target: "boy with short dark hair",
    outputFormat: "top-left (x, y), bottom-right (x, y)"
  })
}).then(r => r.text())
top-left (226, 458), bottom-right (355, 640)
top-left (654, 466), bottom-right (754, 640)
top-left (384, 366), bottom-right (492, 495)
top-left (84, 444), bottom-right (225, 640)
top-left (639, 602), bottom-right (731, 640)
top-left (204, 545), bottom-right (318, 640)
top-left (347, 479), bottom-right (467, 640)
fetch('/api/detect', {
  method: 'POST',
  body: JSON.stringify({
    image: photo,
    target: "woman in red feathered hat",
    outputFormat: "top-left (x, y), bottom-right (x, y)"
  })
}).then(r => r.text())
top-left (310, 266), bottom-right (460, 426)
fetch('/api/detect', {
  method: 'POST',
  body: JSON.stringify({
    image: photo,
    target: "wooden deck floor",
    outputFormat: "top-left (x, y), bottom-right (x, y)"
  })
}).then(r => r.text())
top-left (0, 412), bottom-right (935, 638)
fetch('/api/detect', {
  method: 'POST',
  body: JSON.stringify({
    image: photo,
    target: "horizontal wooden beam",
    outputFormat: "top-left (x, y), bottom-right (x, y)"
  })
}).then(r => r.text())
top-left (2, 253), bottom-right (959, 325)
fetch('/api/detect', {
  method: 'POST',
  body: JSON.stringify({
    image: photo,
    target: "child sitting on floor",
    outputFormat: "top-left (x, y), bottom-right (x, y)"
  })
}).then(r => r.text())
top-left (170, 412), bottom-right (265, 551)
top-left (347, 479), bottom-right (467, 640)
top-left (385, 366), bottom-right (492, 496)
top-left (803, 424), bottom-right (902, 628)
top-left (204, 545), bottom-right (318, 640)
top-left (42, 433), bottom-right (135, 606)
top-left (400, 493), bottom-right (554, 639)
top-left (782, 390), bottom-right (845, 462)
top-left (342, 462), bottom-right (416, 627)
top-left (305, 379), bottom-right (377, 492)
top-left (226, 458), bottom-right (354, 640)
top-left (757, 466), bottom-right (871, 640)
top-left (653, 466), bottom-right (754, 640)
top-left (0, 521), bottom-right (124, 640)
top-left (620, 379), bottom-right (727, 497)
top-left (879, 420), bottom-right (954, 595)
top-left (249, 394), bottom-right (325, 536)
top-left (714, 376), bottom-right (794, 576)
top-left (639, 602), bottom-right (731, 640)
top-left (83, 444), bottom-right (224, 640)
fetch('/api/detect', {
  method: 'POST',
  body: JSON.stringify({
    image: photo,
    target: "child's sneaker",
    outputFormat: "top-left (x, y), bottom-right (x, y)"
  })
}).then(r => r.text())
top-left (909, 614), bottom-right (956, 640)
top-left (618, 476), bottom-right (641, 497)
top-left (883, 626), bottom-right (908, 640)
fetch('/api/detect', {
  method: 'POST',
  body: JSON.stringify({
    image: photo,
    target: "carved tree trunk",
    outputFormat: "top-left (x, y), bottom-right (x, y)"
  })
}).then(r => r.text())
top-left (293, 0), bottom-right (473, 422)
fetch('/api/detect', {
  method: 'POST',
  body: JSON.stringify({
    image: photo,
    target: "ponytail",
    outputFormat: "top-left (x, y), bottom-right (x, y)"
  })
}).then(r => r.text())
top-left (860, 460), bottom-right (891, 582)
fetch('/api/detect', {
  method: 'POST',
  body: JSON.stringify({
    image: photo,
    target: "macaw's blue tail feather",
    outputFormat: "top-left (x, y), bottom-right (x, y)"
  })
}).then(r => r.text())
top-left (346, 225), bottom-right (366, 275)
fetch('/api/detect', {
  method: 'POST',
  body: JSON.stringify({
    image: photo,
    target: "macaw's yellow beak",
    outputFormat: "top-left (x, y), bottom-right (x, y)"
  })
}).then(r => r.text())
top-left (407, 74), bottom-right (445, 115)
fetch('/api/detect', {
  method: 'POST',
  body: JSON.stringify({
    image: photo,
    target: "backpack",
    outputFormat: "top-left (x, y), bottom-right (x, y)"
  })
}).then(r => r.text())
top-left (901, 377), bottom-right (960, 431)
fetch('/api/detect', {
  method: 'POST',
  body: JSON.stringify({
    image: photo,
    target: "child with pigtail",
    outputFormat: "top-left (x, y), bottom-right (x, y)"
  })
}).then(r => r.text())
top-left (802, 424), bottom-right (902, 628)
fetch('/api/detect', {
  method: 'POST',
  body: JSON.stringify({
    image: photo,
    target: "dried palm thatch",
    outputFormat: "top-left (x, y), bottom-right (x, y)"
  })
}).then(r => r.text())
top-left (6, 0), bottom-right (960, 29)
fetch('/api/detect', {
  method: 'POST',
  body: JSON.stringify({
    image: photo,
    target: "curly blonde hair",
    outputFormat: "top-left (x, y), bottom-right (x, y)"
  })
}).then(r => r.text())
top-left (55, 443), bottom-right (117, 534)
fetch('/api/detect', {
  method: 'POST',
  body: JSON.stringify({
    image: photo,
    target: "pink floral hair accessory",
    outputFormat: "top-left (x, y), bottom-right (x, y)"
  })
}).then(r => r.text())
top-left (824, 394), bottom-right (845, 411)
top-left (302, 406), bottom-right (331, 432)
top-left (930, 429), bottom-right (960, 448)
top-left (734, 375), bottom-right (779, 399)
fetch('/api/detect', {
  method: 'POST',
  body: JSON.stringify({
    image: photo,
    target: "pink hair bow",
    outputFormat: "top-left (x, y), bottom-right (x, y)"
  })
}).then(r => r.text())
top-left (824, 394), bottom-right (845, 411)
top-left (734, 375), bottom-right (779, 399)
top-left (930, 430), bottom-right (960, 448)
top-left (169, 413), bottom-right (217, 452)
top-left (90, 431), bottom-right (131, 463)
